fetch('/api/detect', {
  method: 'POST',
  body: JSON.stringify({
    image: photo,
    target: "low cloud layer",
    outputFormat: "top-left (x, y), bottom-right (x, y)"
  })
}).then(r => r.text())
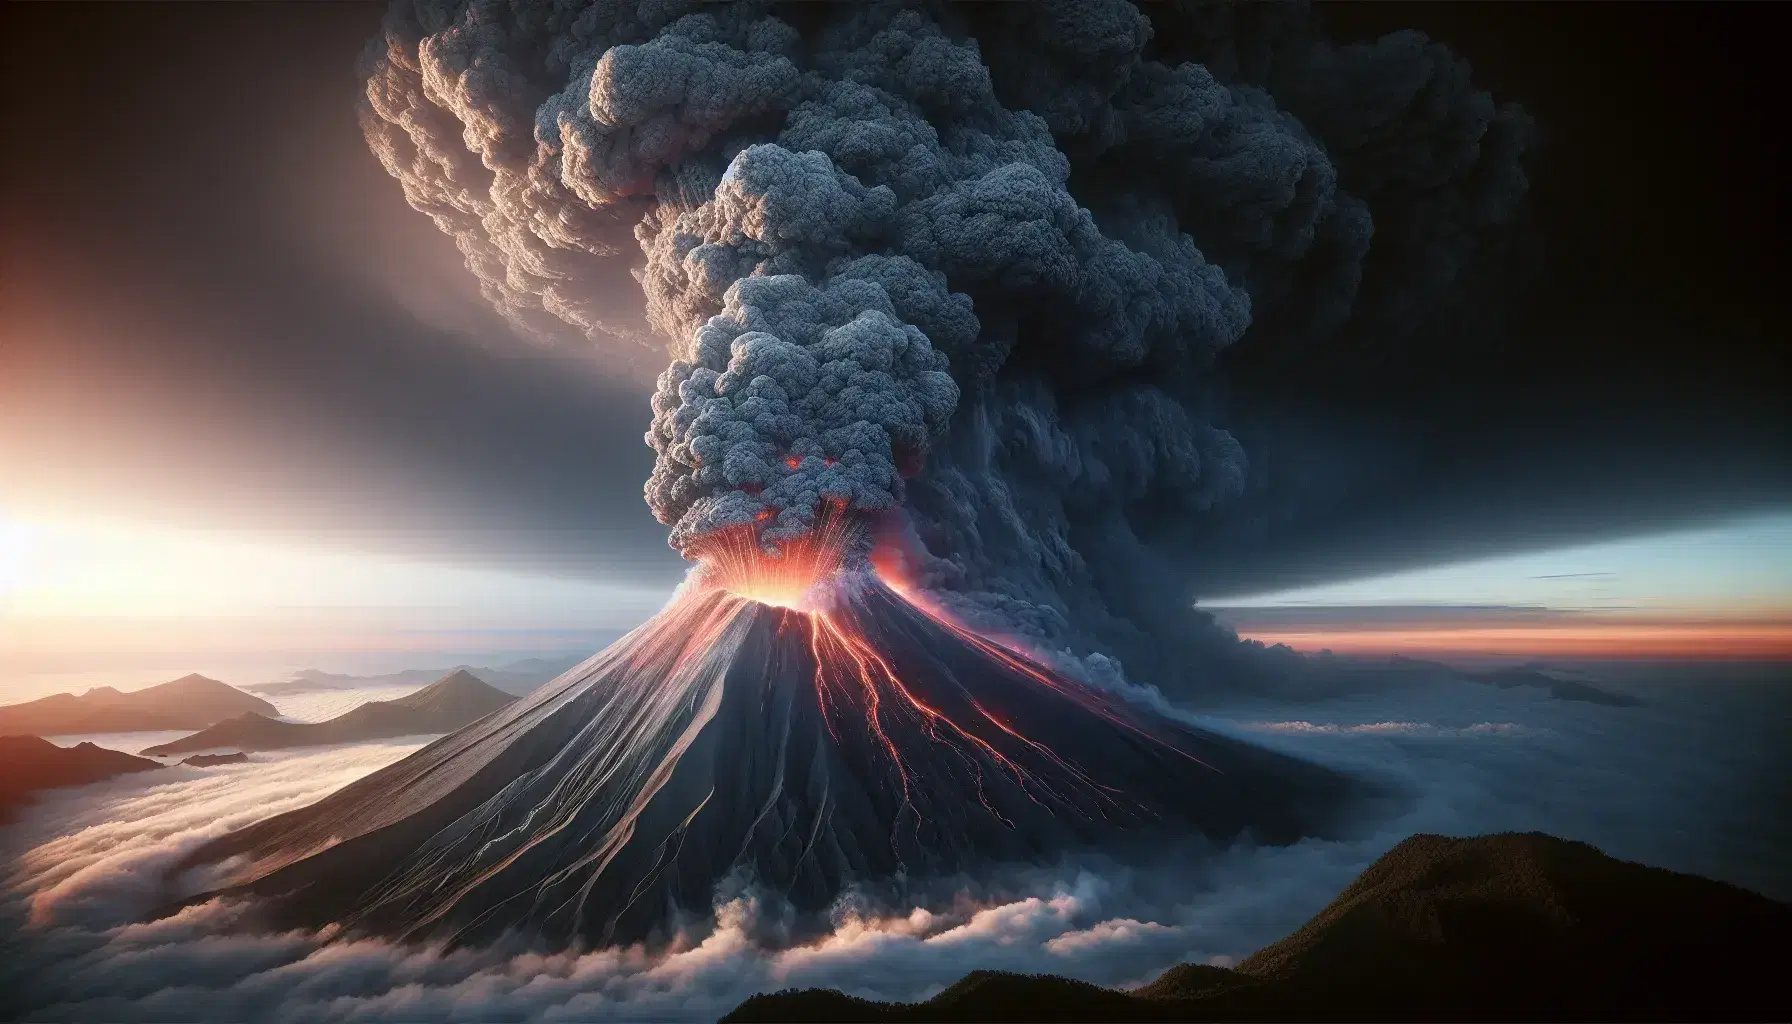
top-left (5, 671), bottom-right (1785, 1022)
top-left (3, 741), bottom-right (428, 932)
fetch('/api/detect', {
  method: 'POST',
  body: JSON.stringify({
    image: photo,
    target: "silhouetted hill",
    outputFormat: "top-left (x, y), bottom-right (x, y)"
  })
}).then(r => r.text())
top-left (246, 653), bottom-right (597, 698)
top-left (142, 670), bottom-right (515, 755)
top-left (0, 735), bottom-right (163, 822)
top-left (383, 669), bottom-right (513, 717)
top-left (180, 752), bottom-right (249, 767)
top-left (723, 832), bottom-right (1790, 1021)
top-left (0, 675), bottom-right (277, 736)
top-left (1393, 657), bottom-right (1640, 706)
top-left (1457, 663), bottom-right (1640, 706)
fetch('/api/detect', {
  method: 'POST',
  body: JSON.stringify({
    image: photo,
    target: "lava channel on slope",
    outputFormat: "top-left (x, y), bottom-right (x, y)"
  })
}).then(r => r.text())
top-left (173, 514), bottom-right (1364, 950)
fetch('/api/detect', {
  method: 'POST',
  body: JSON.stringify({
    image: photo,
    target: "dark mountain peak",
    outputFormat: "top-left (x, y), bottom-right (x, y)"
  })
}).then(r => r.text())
top-left (430, 668), bottom-right (486, 691)
top-left (928, 972), bottom-right (1133, 1016)
top-left (1370, 657), bottom-right (1639, 706)
top-left (155, 674), bottom-right (259, 706)
top-left (1, 735), bottom-right (164, 823)
top-left (4, 736), bottom-right (160, 774)
top-left (1132, 963), bottom-right (1259, 1001)
top-left (0, 675), bottom-right (276, 735)
top-left (722, 831), bottom-right (1791, 1022)
top-left (1463, 667), bottom-right (1641, 706)
top-left (387, 669), bottom-right (513, 716)
top-left (142, 675), bottom-right (515, 756)
top-left (1237, 830), bottom-right (1787, 1002)
top-left (1328, 830), bottom-right (1598, 902)
top-left (0, 734), bottom-right (58, 755)
top-left (182, 751), bottom-right (249, 767)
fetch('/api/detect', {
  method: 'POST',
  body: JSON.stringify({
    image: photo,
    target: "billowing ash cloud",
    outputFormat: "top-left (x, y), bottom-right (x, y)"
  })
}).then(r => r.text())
top-left (358, 0), bottom-right (1531, 697)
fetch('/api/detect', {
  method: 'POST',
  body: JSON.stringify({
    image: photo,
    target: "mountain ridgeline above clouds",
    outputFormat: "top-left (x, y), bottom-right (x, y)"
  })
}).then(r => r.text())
top-left (140, 670), bottom-right (516, 756)
top-left (0, 735), bottom-right (163, 823)
top-left (724, 832), bottom-right (1792, 1021)
top-left (0, 674), bottom-right (276, 736)
top-left (246, 654), bottom-right (596, 698)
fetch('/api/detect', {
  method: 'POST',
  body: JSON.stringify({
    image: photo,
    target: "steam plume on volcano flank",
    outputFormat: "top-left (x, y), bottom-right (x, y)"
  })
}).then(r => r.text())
top-left (358, 0), bottom-right (1530, 695)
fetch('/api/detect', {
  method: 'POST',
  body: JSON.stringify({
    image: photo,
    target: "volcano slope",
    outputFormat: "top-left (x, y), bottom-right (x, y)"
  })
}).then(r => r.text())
top-left (178, 575), bottom-right (1361, 949)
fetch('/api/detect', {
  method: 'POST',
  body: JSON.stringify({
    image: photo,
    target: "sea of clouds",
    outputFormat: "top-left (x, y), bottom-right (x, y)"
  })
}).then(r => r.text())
top-left (4, 668), bottom-right (1785, 1022)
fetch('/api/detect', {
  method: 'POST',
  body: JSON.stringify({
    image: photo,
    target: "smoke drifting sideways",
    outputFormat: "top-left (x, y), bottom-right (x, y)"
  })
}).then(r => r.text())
top-left (359, 0), bottom-right (1532, 701)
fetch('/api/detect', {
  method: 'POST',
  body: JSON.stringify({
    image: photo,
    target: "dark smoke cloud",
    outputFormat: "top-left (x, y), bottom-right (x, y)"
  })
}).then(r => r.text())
top-left (6, 1), bottom-right (1786, 608)
top-left (356, 0), bottom-right (1537, 700)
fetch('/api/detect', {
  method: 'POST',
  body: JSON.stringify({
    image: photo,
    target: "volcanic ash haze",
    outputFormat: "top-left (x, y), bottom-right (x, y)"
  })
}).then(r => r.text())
top-left (182, 564), bottom-right (1356, 948)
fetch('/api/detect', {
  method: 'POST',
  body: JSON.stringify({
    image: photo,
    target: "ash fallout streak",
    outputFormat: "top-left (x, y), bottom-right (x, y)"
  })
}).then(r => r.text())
top-left (176, 0), bottom-right (1525, 945)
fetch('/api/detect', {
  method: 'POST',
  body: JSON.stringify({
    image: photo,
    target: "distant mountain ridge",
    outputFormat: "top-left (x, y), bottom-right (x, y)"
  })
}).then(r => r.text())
top-left (0, 735), bottom-right (163, 822)
top-left (1373, 656), bottom-right (1641, 706)
top-left (0, 674), bottom-right (277, 736)
top-left (142, 670), bottom-right (516, 756)
top-left (246, 653), bottom-right (596, 698)
top-left (725, 832), bottom-right (1789, 1020)
top-left (181, 752), bottom-right (249, 767)
top-left (1305, 655), bottom-right (1641, 706)
top-left (1453, 661), bottom-right (1641, 706)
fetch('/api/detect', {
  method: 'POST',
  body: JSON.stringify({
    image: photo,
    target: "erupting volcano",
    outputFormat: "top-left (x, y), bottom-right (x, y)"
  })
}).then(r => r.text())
top-left (180, 515), bottom-right (1357, 948)
top-left (165, 0), bottom-right (1537, 953)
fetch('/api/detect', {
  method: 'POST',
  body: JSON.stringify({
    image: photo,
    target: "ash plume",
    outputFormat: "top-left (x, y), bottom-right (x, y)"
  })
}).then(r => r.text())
top-left (359, 0), bottom-right (1532, 697)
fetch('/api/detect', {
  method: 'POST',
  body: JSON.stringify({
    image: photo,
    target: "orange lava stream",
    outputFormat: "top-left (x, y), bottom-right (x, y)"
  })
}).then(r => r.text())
top-left (886, 580), bottom-right (1223, 777)
top-left (807, 607), bottom-right (1109, 827)
top-left (692, 510), bottom-right (1173, 832)
top-left (693, 499), bottom-right (859, 611)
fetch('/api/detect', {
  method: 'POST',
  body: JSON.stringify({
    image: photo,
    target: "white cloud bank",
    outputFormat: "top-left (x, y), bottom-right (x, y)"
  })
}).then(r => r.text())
top-left (3, 672), bottom-right (1786, 1022)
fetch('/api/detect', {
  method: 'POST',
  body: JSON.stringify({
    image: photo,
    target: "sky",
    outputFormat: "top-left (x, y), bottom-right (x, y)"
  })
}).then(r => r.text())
top-left (1205, 512), bottom-right (1792, 660)
top-left (0, 2), bottom-right (1788, 698)
top-left (0, 510), bottom-right (670, 702)
top-left (4, 506), bottom-right (1788, 705)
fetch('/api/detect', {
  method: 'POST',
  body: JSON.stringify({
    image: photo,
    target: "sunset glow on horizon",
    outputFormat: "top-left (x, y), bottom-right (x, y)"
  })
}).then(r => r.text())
top-left (0, 509), bottom-right (672, 701)
top-left (1208, 513), bottom-right (1792, 661)
top-left (5, 504), bottom-right (1790, 702)
top-left (1231, 618), bottom-right (1792, 661)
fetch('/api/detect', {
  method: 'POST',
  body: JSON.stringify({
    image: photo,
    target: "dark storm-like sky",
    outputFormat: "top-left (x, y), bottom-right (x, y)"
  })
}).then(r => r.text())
top-left (1, 2), bottom-right (1786, 595)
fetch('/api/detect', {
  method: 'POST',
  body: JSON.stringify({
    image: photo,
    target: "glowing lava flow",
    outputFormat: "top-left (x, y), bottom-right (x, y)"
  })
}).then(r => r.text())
top-left (180, 512), bottom-right (1359, 950)
top-left (812, 608), bottom-right (1063, 833)
top-left (876, 558), bottom-right (1225, 777)
top-left (693, 512), bottom-right (1181, 842)
top-left (693, 499), bottom-right (860, 611)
